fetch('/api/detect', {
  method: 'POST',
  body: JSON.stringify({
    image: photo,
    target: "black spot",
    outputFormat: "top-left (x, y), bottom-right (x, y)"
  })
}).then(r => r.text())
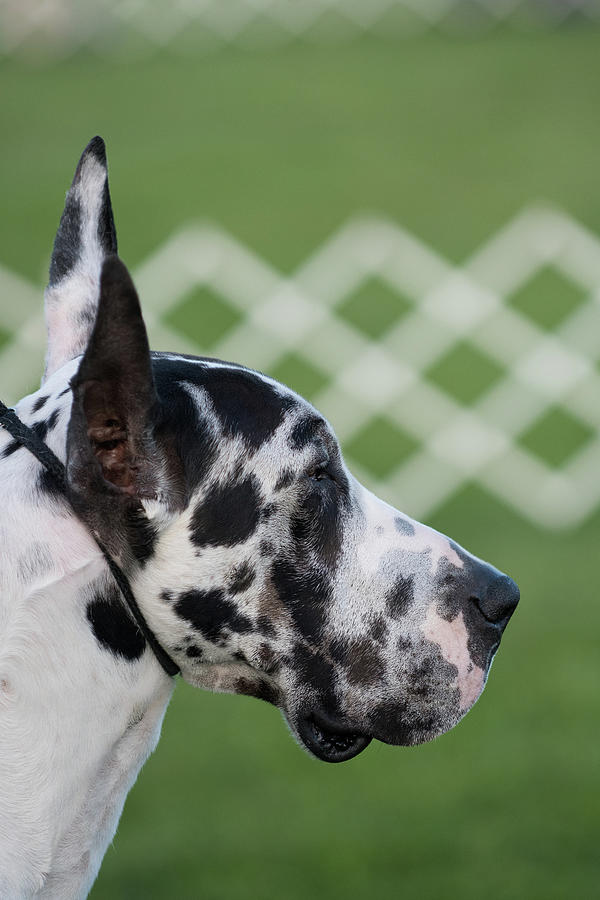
top-left (175, 588), bottom-right (253, 642)
top-left (37, 468), bottom-right (64, 499)
top-left (260, 541), bottom-right (275, 558)
top-left (257, 643), bottom-right (279, 674)
top-left (289, 478), bottom-right (343, 568)
top-left (405, 651), bottom-right (458, 701)
top-left (407, 658), bottom-right (437, 698)
top-left (203, 369), bottom-right (297, 450)
top-left (394, 517), bottom-right (415, 536)
top-left (289, 644), bottom-right (338, 710)
top-left (397, 635), bottom-right (413, 654)
top-left (154, 357), bottom-right (297, 452)
top-left (45, 409), bottom-right (59, 433)
top-left (367, 699), bottom-right (417, 746)
top-left (32, 419), bottom-right (51, 442)
top-left (186, 644), bottom-right (204, 659)
top-left (329, 637), bottom-right (385, 686)
top-left (152, 370), bottom-right (218, 492)
top-left (32, 395), bottom-right (49, 413)
top-left (271, 557), bottom-right (332, 645)
top-left (229, 561), bottom-right (256, 595)
top-left (328, 636), bottom-right (349, 665)
top-left (86, 585), bottom-right (146, 661)
top-left (124, 502), bottom-right (158, 563)
top-left (275, 469), bottom-right (294, 491)
top-left (234, 677), bottom-right (278, 705)
top-left (191, 476), bottom-right (261, 548)
top-left (369, 616), bottom-right (388, 644)
top-left (98, 167), bottom-right (118, 256)
top-left (1, 440), bottom-right (20, 458)
top-left (290, 415), bottom-right (322, 450)
top-left (49, 193), bottom-right (82, 285)
top-left (262, 503), bottom-right (277, 520)
top-left (256, 615), bottom-right (276, 637)
top-left (385, 575), bottom-right (414, 620)
top-left (77, 304), bottom-right (96, 329)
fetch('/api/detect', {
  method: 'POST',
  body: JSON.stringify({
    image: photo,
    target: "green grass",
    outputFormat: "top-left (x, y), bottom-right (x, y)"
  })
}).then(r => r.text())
top-left (1, 27), bottom-right (599, 900)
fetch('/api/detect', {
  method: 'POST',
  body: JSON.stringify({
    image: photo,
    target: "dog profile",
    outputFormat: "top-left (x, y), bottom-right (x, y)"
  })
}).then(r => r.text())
top-left (0, 137), bottom-right (519, 898)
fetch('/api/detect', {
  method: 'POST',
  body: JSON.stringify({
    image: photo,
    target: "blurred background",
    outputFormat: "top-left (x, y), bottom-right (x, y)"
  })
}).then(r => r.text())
top-left (1, 2), bottom-right (599, 897)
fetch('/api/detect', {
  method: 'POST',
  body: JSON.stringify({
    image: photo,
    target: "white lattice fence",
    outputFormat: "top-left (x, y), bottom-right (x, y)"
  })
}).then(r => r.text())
top-left (1, 0), bottom-right (600, 58)
top-left (2, 206), bottom-right (600, 529)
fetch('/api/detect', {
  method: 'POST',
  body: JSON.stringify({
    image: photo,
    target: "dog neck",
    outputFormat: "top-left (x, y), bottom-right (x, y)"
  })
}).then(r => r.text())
top-left (0, 380), bottom-right (174, 898)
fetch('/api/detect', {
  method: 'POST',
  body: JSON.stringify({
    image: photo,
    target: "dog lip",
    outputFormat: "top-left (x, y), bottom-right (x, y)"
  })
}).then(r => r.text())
top-left (296, 710), bottom-right (372, 763)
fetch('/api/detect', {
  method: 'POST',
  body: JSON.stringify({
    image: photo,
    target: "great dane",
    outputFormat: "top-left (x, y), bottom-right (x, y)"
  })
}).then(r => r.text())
top-left (0, 137), bottom-right (519, 898)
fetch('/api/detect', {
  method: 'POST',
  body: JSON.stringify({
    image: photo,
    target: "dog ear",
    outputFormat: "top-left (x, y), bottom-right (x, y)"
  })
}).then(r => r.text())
top-left (43, 136), bottom-right (118, 383)
top-left (67, 255), bottom-right (165, 506)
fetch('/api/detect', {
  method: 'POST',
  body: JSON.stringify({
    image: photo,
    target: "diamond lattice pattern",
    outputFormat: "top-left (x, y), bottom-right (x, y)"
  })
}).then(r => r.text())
top-left (2, 207), bottom-right (600, 530)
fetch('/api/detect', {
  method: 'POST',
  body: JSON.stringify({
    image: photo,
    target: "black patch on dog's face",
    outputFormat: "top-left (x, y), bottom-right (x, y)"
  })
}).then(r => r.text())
top-left (191, 476), bottom-right (261, 548)
top-left (152, 366), bottom-right (218, 492)
top-left (290, 414), bottom-right (323, 450)
top-left (286, 644), bottom-right (340, 717)
top-left (329, 637), bottom-right (385, 686)
top-left (271, 557), bottom-right (332, 645)
top-left (201, 368), bottom-right (297, 450)
top-left (369, 616), bottom-right (388, 644)
top-left (175, 588), bottom-right (253, 642)
top-left (87, 584), bottom-right (146, 661)
top-left (275, 469), bottom-right (294, 491)
top-left (289, 475), bottom-right (344, 569)
top-left (154, 357), bottom-right (297, 454)
top-left (229, 561), bottom-right (256, 595)
top-left (234, 676), bottom-right (278, 705)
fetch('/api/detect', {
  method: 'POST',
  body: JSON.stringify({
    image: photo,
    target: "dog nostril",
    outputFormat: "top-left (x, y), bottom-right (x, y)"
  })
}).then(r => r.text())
top-left (473, 575), bottom-right (520, 627)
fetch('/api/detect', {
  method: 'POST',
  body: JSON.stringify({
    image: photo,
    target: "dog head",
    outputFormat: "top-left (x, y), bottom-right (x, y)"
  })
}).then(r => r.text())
top-left (44, 138), bottom-right (519, 762)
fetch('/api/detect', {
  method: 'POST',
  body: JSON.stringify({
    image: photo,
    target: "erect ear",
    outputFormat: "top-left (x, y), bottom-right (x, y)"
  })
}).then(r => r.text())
top-left (67, 255), bottom-right (163, 505)
top-left (44, 136), bottom-right (118, 383)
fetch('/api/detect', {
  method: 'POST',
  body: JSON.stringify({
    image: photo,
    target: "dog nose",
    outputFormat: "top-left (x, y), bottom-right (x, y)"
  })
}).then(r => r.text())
top-left (472, 572), bottom-right (520, 628)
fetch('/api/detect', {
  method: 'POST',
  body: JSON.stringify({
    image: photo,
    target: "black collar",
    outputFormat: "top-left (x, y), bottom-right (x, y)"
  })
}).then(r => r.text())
top-left (0, 400), bottom-right (180, 678)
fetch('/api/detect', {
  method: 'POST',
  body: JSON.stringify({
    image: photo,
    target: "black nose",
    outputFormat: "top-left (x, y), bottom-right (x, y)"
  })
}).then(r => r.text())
top-left (473, 573), bottom-right (520, 628)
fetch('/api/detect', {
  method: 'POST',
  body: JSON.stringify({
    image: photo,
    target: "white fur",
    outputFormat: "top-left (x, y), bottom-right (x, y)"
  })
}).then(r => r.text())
top-left (0, 373), bottom-right (174, 898)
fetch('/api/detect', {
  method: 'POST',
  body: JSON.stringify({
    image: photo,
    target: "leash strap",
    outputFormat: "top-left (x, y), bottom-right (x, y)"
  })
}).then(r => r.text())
top-left (0, 399), bottom-right (180, 677)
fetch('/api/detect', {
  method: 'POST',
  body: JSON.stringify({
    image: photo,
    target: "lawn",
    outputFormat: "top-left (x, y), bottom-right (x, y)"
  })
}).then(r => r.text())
top-left (1, 26), bottom-right (598, 899)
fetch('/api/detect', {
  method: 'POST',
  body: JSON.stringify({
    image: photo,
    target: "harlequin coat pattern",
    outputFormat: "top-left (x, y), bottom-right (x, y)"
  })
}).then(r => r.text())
top-left (0, 138), bottom-right (519, 898)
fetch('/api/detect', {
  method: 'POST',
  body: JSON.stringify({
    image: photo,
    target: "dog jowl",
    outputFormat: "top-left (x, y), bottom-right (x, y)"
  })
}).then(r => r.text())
top-left (46, 138), bottom-right (520, 764)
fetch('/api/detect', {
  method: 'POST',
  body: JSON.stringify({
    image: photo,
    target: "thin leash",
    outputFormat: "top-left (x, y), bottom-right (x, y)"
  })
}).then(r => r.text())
top-left (0, 399), bottom-right (180, 678)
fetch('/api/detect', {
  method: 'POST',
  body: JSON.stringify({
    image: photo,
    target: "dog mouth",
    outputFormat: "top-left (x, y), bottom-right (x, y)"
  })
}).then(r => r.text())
top-left (296, 710), bottom-right (372, 763)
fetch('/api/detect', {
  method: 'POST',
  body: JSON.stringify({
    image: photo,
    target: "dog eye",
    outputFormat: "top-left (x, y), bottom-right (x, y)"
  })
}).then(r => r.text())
top-left (308, 465), bottom-right (333, 483)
